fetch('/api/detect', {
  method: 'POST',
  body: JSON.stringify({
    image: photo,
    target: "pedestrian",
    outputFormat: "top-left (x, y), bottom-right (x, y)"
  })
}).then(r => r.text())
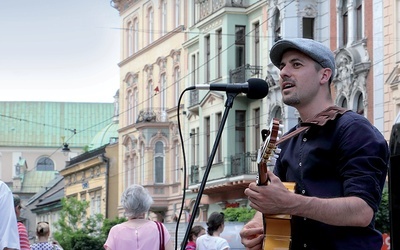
top-left (30, 222), bottom-right (63, 250)
top-left (104, 184), bottom-right (173, 250)
top-left (0, 181), bottom-right (20, 250)
top-left (239, 38), bottom-right (389, 249)
top-left (182, 225), bottom-right (205, 250)
top-left (196, 212), bottom-right (230, 250)
top-left (13, 194), bottom-right (30, 250)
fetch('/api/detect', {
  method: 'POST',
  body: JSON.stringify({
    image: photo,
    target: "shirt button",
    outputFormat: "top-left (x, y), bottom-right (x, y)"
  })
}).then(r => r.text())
top-left (302, 190), bottom-right (306, 194)
top-left (299, 162), bottom-right (302, 167)
top-left (304, 243), bottom-right (307, 248)
top-left (304, 217), bottom-right (307, 221)
top-left (303, 138), bottom-right (307, 142)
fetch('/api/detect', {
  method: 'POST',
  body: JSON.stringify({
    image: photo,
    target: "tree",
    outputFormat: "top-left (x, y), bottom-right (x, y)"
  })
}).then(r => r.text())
top-left (53, 197), bottom-right (104, 250)
top-left (376, 186), bottom-right (390, 233)
top-left (223, 207), bottom-right (256, 222)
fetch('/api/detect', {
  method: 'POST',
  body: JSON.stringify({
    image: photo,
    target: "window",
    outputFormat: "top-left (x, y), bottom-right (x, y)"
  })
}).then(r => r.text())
top-left (355, 92), bottom-right (364, 115)
top-left (273, 8), bottom-right (281, 42)
top-left (134, 88), bottom-right (138, 122)
top-left (356, 0), bottom-right (362, 41)
top-left (272, 106), bottom-right (282, 120)
top-left (216, 113), bottom-right (222, 162)
top-left (340, 97), bottom-right (348, 109)
top-left (191, 54), bottom-right (197, 85)
top-left (127, 90), bottom-right (133, 124)
top-left (90, 190), bottom-right (101, 216)
top-left (216, 29), bottom-right (222, 78)
top-left (205, 35), bottom-right (211, 82)
top-left (160, 73), bottom-right (166, 110)
top-left (254, 108), bottom-right (260, 151)
top-left (161, 0), bottom-right (167, 36)
top-left (175, 0), bottom-right (180, 27)
top-left (154, 141), bottom-right (165, 183)
top-left (303, 17), bottom-right (314, 39)
top-left (253, 22), bottom-right (260, 66)
top-left (235, 111), bottom-right (246, 154)
top-left (133, 18), bottom-right (139, 53)
top-left (205, 117), bottom-right (210, 164)
top-left (36, 157), bottom-right (54, 171)
top-left (140, 142), bottom-right (145, 182)
top-left (128, 22), bottom-right (133, 56)
top-left (190, 129), bottom-right (197, 165)
top-left (147, 80), bottom-right (153, 109)
top-left (174, 142), bottom-right (180, 182)
top-left (342, 0), bottom-right (348, 46)
top-left (174, 67), bottom-right (180, 106)
top-left (235, 26), bottom-right (246, 67)
top-left (148, 7), bottom-right (154, 44)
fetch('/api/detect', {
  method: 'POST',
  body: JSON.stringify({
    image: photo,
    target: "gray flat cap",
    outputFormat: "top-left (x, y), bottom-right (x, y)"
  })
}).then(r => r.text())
top-left (270, 38), bottom-right (335, 77)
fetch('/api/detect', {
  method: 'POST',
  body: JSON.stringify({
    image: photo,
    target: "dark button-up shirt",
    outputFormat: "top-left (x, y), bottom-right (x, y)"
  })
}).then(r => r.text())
top-left (274, 111), bottom-right (389, 250)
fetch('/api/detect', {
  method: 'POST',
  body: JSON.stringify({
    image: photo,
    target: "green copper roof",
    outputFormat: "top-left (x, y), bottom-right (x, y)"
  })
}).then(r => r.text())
top-left (0, 102), bottom-right (114, 148)
top-left (20, 170), bottom-right (60, 193)
top-left (88, 121), bottom-right (119, 150)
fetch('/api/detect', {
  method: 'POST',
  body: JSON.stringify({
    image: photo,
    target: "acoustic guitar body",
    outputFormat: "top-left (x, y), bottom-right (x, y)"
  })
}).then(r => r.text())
top-left (257, 119), bottom-right (294, 250)
top-left (263, 182), bottom-right (295, 250)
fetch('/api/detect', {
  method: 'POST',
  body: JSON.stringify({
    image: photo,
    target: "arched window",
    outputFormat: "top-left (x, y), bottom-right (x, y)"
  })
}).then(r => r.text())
top-left (36, 157), bottom-right (55, 171)
top-left (154, 141), bottom-right (164, 183)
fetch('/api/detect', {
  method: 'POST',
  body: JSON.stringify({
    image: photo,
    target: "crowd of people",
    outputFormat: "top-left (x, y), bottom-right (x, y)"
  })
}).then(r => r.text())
top-left (0, 182), bottom-right (63, 250)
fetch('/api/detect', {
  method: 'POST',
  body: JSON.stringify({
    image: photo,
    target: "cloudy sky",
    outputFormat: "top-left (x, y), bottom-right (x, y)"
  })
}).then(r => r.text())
top-left (0, 0), bottom-right (121, 103)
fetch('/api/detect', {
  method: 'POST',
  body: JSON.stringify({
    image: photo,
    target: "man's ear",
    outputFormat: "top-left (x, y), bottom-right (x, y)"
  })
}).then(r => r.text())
top-left (320, 68), bottom-right (332, 85)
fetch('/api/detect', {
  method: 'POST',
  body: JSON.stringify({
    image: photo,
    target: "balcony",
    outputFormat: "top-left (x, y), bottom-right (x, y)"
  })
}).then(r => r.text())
top-left (188, 89), bottom-right (200, 115)
top-left (230, 64), bottom-right (263, 83)
top-left (189, 152), bottom-right (258, 194)
top-left (136, 108), bottom-right (168, 123)
top-left (197, 0), bottom-right (249, 22)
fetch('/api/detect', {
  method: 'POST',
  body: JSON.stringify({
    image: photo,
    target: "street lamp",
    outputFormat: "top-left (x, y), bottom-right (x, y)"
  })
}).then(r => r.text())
top-left (62, 143), bottom-right (70, 156)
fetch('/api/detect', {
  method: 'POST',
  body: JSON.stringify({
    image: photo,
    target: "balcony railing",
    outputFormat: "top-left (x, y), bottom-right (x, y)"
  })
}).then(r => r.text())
top-left (189, 89), bottom-right (199, 107)
top-left (230, 64), bottom-right (263, 83)
top-left (229, 152), bottom-right (258, 176)
top-left (136, 107), bottom-right (168, 123)
top-left (189, 152), bottom-right (258, 185)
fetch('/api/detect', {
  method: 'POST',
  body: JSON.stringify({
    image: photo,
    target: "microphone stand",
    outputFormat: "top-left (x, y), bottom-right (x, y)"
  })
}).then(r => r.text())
top-left (181, 91), bottom-right (239, 250)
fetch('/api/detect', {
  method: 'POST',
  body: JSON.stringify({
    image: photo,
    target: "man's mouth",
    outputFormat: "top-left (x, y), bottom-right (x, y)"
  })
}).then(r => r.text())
top-left (282, 82), bottom-right (294, 89)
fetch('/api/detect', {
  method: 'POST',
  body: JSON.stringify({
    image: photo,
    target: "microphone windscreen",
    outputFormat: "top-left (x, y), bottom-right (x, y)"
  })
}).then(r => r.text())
top-left (246, 78), bottom-right (269, 99)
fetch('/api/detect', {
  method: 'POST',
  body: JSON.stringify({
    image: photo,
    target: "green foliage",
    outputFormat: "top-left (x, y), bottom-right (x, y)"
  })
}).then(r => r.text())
top-left (53, 197), bottom-right (105, 250)
top-left (376, 186), bottom-right (390, 233)
top-left (223, 207), bottom-right (256, 222)
top-left (70, 234), bottom-right (104, 250)
top-left (101, 216), bottom-right (127, 238)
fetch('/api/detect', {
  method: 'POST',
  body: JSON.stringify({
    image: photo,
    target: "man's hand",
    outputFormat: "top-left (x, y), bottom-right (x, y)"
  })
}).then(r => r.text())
top-left (245, 171), bottom-right (294, 215)
top-left (240, 212), bottom-right (264, 250)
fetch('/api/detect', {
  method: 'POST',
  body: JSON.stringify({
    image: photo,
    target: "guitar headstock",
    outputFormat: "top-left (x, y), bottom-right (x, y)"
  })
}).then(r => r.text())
top-left (257, 118), bottom-right (283, 185)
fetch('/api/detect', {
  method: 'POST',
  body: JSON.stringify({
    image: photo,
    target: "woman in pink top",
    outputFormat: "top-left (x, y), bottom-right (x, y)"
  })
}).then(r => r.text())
top-left (104, 184), bottom-right (173, 250)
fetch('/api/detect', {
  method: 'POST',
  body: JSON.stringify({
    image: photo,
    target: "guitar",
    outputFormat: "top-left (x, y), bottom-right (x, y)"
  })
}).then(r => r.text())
top-left (256, 118), bottom-right (295, 250)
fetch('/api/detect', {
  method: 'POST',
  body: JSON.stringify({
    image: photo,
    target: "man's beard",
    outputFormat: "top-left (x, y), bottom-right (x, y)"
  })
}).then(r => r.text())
top-left (282, 94), bottom-right (300, 106)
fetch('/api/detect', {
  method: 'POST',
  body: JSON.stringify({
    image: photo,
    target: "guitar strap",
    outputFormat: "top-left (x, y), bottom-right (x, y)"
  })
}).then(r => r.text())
top-left (276, 106), bottom-right (348, 146)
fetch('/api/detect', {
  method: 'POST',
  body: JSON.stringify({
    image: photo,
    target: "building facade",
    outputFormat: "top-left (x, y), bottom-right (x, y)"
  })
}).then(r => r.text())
top-left (383, 0), bottom-right (400, 136)
top-left (110, 0), bottom-right (187, 222)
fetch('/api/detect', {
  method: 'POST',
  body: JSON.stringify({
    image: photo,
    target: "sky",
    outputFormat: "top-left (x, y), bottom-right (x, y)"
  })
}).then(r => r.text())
top-left (0, 1), bottom-right (120, 103)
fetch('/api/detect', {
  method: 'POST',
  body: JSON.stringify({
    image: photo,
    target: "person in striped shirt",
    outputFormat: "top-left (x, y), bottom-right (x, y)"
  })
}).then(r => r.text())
top-left (13, 194), bottom-right (30, 250)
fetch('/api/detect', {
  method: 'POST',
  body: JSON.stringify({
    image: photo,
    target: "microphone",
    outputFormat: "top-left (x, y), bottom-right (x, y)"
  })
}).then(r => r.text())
top-left (192, 78), bottom-right (269, 99)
